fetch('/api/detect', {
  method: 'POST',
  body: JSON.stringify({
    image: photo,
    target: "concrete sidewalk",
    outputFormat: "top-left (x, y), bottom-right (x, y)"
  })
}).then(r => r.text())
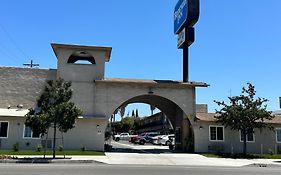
top-left (8, 153), bottom-right (281, 167)
top-left (95, 152), bottom-right (281, 167)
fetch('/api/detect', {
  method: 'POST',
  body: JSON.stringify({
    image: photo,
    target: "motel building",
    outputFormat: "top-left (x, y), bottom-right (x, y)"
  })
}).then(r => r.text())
top-left (0, 43), bottom-right (280, 154)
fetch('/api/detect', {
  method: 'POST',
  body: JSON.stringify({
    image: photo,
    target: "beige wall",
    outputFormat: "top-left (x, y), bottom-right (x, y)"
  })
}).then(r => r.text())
top-left (0, 116), bottom-right (107, 151)
top-left (194, 121), bottom-right (281, 154)
top-left (56, 48), bottom-right (106, 81)
top-left (94, 83), bottom-right (196, 120)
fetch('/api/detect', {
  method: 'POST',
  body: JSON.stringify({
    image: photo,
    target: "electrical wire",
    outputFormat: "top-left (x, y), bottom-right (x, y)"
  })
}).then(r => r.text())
top-left (0, 23), bottom-right (32, 67)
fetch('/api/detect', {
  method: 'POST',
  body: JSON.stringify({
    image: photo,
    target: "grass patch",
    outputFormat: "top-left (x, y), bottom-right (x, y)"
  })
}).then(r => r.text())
top-left (0, 150), bottom-right (104, 156)
top-left (202, 153), bottom-right (281, 159)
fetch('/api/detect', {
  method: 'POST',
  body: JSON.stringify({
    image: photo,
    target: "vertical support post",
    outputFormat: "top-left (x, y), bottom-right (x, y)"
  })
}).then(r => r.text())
top-left (183, 43), bottom-right (189, 82)
top-left (53, 123), bottom-right (56, 159)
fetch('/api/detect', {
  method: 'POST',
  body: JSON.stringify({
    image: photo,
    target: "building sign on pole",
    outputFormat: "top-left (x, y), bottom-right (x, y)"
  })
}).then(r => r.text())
top-left (177, 27), bottom-right (195, 49)
top-left (174, 0), bottom-right (188, 34)
top-left (174, 0), bottom-right (199, 82)
top-left (177, 28), bottom-right (186, 48)
top-left (174, 0), bottom-right (200, 34)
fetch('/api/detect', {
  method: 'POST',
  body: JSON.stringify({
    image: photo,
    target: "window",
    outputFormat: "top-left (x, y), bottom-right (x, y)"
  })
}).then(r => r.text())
top-left (23, 125), bottom-right (40, 139)
top-left (209, 126), bottom-right (224, 141)
top-left (276, 128), bottom-right (281, 143)
top-left (240, 129), bottom-right (255, 142)
top-left (0, 121), bottom-right (8, 138)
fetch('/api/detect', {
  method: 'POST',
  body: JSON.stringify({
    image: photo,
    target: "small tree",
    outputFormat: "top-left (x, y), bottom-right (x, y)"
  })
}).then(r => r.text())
top-left (25, 78), bottom-right (82, 158)
top-left (135, 109), bottom-right (139, 118)
top-left (132, 110), bottom-right (135, 117)
top-left (214, 83), bottom-right (273, 155)
top-left (150, 105), bottom-right (155, 116)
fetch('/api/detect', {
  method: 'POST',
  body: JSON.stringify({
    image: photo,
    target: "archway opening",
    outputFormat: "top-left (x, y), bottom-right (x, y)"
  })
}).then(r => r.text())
top-left (67, 51), bottom-right (96, 64)
top-left (105, 95), bottom-right (194, 153)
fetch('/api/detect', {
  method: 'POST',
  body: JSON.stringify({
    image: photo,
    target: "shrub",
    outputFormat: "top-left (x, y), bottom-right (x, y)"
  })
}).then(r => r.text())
top-left (12, 142), bottom-right (20, 152)
top-left (268, 148), bottom-right (274, 155)
top-left (58, 145), bottom-right (64, 152)
top-left (80, 145), bottom-right (86, 152)
top-left (37, 144), bottom-right (43, 152)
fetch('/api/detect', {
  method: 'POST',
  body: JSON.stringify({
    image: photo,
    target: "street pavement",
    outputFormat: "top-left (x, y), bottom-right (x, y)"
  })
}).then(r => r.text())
top-left (0, 164), bottom-right (281, 175)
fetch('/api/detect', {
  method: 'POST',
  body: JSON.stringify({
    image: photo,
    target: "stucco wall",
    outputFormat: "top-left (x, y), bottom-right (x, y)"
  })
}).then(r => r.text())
top-left (194, 121), bottom-right (281, 154)
top-left (93, 83), bottom-right (196, 121)
top-left (56, 48), bottom-right (106, 81)
top-left (0, 67), bottom-right (56, 109)
top-left (0, 116), bottom-right (106, 151)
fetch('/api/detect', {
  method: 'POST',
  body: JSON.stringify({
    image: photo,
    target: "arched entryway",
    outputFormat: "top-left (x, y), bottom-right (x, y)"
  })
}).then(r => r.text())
top-left (106, 94), bottom-right (194, 152)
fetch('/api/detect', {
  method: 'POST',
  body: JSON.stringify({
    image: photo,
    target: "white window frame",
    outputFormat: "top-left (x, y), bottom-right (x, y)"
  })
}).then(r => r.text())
top-left (23, 125), bottom-right (40, 139)
top-left (239, 129), bottom-right (255, 143)
top-left (276, 128), bottom-right (281, 143)
top-left (209, 125), bottom-right (224, 142)
top-left (0, 121), bottom-right (9, 139)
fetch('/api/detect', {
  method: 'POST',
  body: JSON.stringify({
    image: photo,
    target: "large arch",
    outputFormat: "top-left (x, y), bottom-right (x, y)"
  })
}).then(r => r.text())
top-left (108, 94), bottom-right (194, 152)
top-left (94, 79), bottom-right (207, 151)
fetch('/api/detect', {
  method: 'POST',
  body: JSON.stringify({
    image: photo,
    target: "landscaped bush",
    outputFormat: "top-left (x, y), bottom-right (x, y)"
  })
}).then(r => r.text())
top-left (13, 142), bottom-right (20, 152)
top-left (37, 144), bottom-right (43, 152)
top-left (58, 145), bottom-right (64, 152)
top-left (268, 148), bottom-right (274, 155)
top-left (80, 145), bottom-right (86, 152)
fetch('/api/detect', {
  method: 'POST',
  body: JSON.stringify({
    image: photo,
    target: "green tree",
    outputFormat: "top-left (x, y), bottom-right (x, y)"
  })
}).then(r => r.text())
top-left (121, 117), bottom-right (135, 132)
top-left (132, 110), bottom-right (135, 117)
top-left (214, 83), bottom-right (273, 155)
top-left (150, 105), bottom-right (155, 115)
top-left (25, 78), bottom-right (82, 158)
top-left (135, 109), bottom-right (139, 118)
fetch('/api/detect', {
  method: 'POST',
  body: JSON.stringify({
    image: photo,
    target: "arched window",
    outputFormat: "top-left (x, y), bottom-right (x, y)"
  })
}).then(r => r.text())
top-left (67, 51), bottom-right (96, 64)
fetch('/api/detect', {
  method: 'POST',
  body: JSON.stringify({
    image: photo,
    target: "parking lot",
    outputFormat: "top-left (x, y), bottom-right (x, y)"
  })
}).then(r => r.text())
top-left (111, 140), bottom-right (171, 154)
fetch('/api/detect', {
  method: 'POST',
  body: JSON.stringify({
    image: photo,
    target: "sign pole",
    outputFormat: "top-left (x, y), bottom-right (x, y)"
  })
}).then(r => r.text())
top-left (174, 0), bottom-right (199, 82)
top-left (183, 43), bottom-right (189, 82)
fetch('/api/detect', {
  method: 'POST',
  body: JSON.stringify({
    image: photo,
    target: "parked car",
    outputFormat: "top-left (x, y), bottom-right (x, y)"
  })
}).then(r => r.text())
top-left (113, 133), bottom-right (137, 142)
top-left (135, 132), bottom-right (160, 145)
top-left (159, 134), bottom-right (175, 146)
top-left (152, 135), bottom-right (165, 145)
top-left (129, 133), bottom-right (145, 143)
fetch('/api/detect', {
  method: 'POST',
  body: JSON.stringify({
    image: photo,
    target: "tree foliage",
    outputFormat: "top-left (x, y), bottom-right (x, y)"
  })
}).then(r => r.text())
top-left (25, 78), bottom-right (82, 158)
top-left (112, 116), bottom-right (140, 133)
top-left (214, 83), bottom-right (274, 154)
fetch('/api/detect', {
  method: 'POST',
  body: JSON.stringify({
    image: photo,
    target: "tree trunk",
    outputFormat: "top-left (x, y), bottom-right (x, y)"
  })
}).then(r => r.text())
top-left (242, 129), bottom-right (247, 155)
top-left (52, 122), bottom-right (56, 159)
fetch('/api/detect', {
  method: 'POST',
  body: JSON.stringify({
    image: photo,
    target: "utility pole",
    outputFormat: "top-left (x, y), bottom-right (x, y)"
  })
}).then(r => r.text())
top-left (23, 60), bottom-right (39, 68)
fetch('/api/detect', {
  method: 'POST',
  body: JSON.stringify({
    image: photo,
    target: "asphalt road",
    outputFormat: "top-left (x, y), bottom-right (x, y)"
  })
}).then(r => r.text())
top-left (0, 164), bottom-right (280, 175)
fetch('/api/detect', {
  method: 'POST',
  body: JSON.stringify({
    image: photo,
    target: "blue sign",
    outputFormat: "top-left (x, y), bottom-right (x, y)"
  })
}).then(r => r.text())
top-left (174, 0), bottom-right (188, 34)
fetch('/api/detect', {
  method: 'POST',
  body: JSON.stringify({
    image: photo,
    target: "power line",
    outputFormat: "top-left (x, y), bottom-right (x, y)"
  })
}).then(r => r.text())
top-left (0, 23), bottom-right (29, 59)
top-left (0, 43), bottom-right (21, 63)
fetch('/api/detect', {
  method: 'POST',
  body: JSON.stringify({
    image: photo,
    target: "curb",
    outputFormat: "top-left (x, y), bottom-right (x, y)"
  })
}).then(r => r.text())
top-left (247, 163), bottom-right (281, 168)
top-left (0, 159), bottom-right (106, 164)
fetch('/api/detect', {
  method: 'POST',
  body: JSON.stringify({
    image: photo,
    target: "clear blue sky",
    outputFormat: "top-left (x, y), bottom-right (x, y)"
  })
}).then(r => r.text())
top-left (0, 0), bottom-right (280, 116)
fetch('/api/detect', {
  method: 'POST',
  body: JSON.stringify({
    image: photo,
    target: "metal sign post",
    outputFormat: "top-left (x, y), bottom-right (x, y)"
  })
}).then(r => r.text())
top-left (174, 0), bottom-right (199, 82)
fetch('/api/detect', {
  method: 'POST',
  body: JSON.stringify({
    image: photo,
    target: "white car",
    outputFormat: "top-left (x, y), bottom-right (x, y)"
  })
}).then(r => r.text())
top-left (114, 133), bottom-right (130, 141)
top-left (151, 135), bottom-right (165, 145)
top-left (159, 134), bottom-right (175, 146)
